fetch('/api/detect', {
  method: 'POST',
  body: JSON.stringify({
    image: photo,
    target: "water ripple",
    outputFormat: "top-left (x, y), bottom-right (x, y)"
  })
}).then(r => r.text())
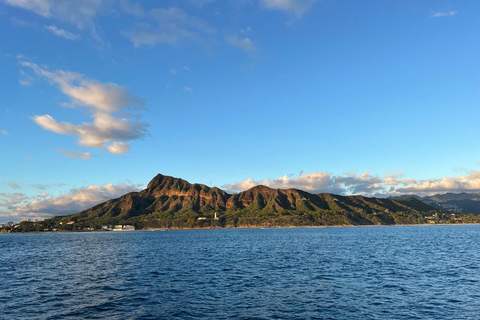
top-left (1, 225), bottom-right (480, 319)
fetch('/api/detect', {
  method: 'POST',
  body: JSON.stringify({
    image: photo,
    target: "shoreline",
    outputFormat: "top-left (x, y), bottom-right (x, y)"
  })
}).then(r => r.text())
top-left (2, 223), bottom-right (480, 234)
top-left (144, 222), bottom-right (480, 232)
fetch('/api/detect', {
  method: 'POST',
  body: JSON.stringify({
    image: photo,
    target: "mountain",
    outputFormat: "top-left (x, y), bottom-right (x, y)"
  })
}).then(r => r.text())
top-left (70, 174), bottom-right (230, 220)
top-left (417, 193), bottom-right (480, 215)
top-left (391, 193), bottom-right (480, 215)
top-left (38, 173), bottom-right (471, 230)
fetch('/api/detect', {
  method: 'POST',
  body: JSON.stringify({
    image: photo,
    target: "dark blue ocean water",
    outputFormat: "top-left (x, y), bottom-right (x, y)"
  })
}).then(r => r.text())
top-left (1, 225), bottom-right (480, 319)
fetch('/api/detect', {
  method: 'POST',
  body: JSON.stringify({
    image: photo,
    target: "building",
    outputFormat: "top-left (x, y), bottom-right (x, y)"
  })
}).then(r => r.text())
top-left (112, 225), bottom-right (135, 231)
top-left (0, 222), bottom-right (13, 228)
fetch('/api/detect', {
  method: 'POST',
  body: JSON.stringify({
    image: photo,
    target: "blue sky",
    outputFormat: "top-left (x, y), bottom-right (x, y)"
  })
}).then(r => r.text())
top-left (1, 0), bottom-right (480, 222)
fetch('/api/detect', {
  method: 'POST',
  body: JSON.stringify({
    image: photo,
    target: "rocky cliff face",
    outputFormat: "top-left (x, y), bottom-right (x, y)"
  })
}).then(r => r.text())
top-left (143, 174), bottom-right (230, 212)
top-left (72, 173), bottom-right (436, 222)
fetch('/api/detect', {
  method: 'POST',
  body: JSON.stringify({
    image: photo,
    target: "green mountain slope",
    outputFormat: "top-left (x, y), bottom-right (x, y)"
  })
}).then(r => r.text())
top-left (37, 173), bottom-right (471, 230)
top-left (393, 192), bottom-right (480, 215)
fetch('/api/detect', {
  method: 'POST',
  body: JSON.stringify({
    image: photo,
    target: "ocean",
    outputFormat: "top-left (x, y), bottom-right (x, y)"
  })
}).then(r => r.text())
top-left (1, 225), bottom-right (479, 319)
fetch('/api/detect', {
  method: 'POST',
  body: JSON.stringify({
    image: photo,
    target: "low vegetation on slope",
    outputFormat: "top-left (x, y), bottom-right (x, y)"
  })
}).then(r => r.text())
top-left (15, 174), bottom-right (477, 232)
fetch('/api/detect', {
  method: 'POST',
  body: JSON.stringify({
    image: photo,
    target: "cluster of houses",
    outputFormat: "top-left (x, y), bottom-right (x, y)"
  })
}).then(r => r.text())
top-left (0, 221), bottom-right (14, 229)
top-left (101, 225), bottom-right (136, 231)
top-left (57, 221), bottom-right (135, 231)
top-left (422, 200), bottom-right (464, 213)
top-left (424, 212), bottom-right (463, 224)
top-left (0, 219), bottom-right (136, 232)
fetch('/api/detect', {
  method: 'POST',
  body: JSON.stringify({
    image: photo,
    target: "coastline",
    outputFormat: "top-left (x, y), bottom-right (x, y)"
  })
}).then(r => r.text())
top-left (3, 223), bottom-right (480, 234)
top-left (143, 223), bottom-right (480, 231)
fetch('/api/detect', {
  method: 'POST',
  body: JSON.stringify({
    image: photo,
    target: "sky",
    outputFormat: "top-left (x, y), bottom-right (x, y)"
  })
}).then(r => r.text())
top-left (1, 0), bottom-right (480, 222)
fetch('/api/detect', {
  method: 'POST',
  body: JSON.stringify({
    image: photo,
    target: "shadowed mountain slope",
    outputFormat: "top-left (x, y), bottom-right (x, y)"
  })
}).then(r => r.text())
top-left (53, 173), bottom-right (456, 228)
top-left (392, 192), bottom-right (480, 215)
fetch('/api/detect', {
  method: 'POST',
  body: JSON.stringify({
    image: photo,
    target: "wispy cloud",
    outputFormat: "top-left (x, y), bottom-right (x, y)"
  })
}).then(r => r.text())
top-left (170, 66), bottom-right (191, 75)
top-left (107, 142), bottom-right (129, 155)
top-left (31, 183), bottom-right (66, 191)
top-left (223, 170), bottom-right (480, 197)
top-left (259, 0), bottom-right (316, 18)
top-left (226, 34), bottom-right (256, 52)
top-left (431, 11), bottom-right (457, 18)
top-left (122, 7), bottom-right (216, 49)
top-left (3, 0), bottom-right (104, 29)
top-left (1, 130), bottom-right (8, 135)
top-left (183, 86), bottom-right (193, 92)
top-left (10, 17), bottom-right (33, 27)
top-left (4, 0), bottom-right (108, 47)
top-left (120, 0), bottom-right (145, 17)
top-left (0, 193), bottom-right (30, 209)
top-left (21, 61), bottom-right (148, 155)
top-left (19, 69), bottom-right (34, 86)
top-left (8, 183), bottom-right (21, 190)
top-left (19, 79), bottom-right (33, 86)
top-left (188, 0), bottom-right (217, 6)
top-left (1, 183), bottom-right (143, 220)
top-left (45, 25), bottom-right (81, 40)
top-left (3, 0), bottom-right (52, 17)
top-left (57, 148), bottom-right (92, 160)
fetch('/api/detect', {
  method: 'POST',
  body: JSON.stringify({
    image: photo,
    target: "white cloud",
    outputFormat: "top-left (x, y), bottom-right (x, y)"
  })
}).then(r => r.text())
top-left (31, 183), bottom-right (66, 191)
top-left (260, 0), bottom-right (316, 18)
top-left (122, 7), bottom-right (216, 48)
top-left (170, 68), bottom-right (177, 75)
top-left (1, 130), bottom-right (8, 135)
top-left (19, 69), bottom-right (34, 86)
top-left (396, 171), bottom-right (480, 194)
top-left (8, 183), bottom-right (21, 190)
top-left (21, 61), bottom-right (148, 155)
top-left (183, 86), bottom-right (192, 92)
top-left (224, 170), bottom-right (480, 197)
top-left (224, 177), bottom-right (257, 192)
top-left (57, 148), bottom-right (92, 160)
top-left (224, 171), bottom-right (339, 193)
top-left (0, 192), bottom-right (30, 209)
top-left (431, 11), bottom-right (457, 18)
top-left (19, 79), bottom-right (33, 86)
top-left (107, 142), bottom-right (129, 155)
top-left (3, 0), bottom-right (51, 17)
top-left (189, 0), bottom-right (217, 6)
top-left (45, 25), bottom-right (81, 40)
top-left (10, 16), bottom-right (33, 27)
top-left (226, 34), bottom-right (256, 52)
top-left (120, 0), bottom-right (144, 17)
top-left (3, 0), bottom-right (105, 29)
top-left (2, 183), bottom-right (143, 219)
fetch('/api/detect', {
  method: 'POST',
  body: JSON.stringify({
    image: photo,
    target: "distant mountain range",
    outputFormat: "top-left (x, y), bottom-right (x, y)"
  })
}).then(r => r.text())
top-left (34, 173), bottom-right (478, 230)
top-left (392, 193), bottom-right (480, 215)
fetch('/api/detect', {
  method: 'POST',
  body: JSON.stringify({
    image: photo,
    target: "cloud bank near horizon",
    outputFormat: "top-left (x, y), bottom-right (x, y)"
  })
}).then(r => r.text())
top-left (222, 170), bottom-right (480, 197)
top-left (0, 182), bottom-right (143, 222)
top-left (4, 170), bottom-right (480, 222)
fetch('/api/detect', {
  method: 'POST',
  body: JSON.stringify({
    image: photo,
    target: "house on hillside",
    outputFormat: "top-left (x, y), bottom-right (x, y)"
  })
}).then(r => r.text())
top-left (112, 225), bottom-right (135, 231)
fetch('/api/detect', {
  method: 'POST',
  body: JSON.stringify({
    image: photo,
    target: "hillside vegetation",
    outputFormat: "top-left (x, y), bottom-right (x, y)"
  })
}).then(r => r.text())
top-left (26, 174), bottom-right (477, 231)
